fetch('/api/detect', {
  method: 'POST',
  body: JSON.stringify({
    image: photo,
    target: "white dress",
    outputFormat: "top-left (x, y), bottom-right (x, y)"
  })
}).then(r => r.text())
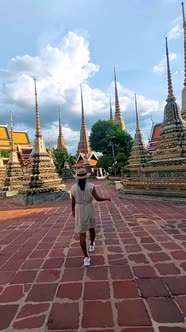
top-left (71, 182), bottom-right (96, 233)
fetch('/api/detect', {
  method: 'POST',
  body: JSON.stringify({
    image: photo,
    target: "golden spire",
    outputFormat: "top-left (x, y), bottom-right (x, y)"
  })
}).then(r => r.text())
top-left (165, 37), bottom-right (175, 101)
top-left (77, 84), bottom-right (91, 155)
top-left (34, 78), bottom-right (42, 138)
top-left (114, 67), bottom-right (125, 130)
top-left (114, 67), bottom-right (120, 117)
top-left (110, 96), bottom-right (113, 121)
top-left (57, 105), bottom-right (66, 151)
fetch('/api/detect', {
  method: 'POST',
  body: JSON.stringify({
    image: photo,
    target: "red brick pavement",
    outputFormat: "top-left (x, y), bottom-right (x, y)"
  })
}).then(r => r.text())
top-left (0, 180), bottom-right (186, 331)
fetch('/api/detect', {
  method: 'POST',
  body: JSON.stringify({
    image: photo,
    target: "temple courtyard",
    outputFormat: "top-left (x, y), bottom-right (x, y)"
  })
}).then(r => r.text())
top-left (0, 180), bottom-right (186, 332)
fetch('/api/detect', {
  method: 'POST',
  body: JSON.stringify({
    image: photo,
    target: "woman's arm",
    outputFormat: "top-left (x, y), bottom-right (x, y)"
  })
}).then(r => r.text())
top-left (72, 194), bottom-right (76, 217)
top-left (92, 187), bottom-right (111, 202)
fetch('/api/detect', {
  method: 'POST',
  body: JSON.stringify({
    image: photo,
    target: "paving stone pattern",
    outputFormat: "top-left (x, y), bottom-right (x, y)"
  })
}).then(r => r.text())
top-left (0, 180), bottom-right (186, 331)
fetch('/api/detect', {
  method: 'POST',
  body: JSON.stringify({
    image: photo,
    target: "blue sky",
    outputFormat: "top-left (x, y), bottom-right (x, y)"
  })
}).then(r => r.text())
top-left (0, 0), bottom-right (184, 153)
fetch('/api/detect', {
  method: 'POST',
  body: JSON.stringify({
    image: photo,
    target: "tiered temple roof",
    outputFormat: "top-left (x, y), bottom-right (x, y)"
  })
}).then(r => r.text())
top-left (0, 125), bottom-right (33, 167)
top-left (148, 122), bottom-right (161, 153)
top-left (74, 151), bottom-right (98, 168)
top-left (127, 94), bottom-right (149, 173)
top-left (77, 85), bottom-right (91, 155)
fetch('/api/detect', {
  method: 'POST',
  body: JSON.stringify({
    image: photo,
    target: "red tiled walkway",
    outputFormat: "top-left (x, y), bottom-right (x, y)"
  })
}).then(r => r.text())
top-left (0, 180), bottom-right (186, 331)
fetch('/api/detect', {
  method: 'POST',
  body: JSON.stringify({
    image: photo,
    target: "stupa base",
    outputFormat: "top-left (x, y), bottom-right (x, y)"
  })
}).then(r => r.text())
top-left (14, 190), bottom-right (70, 206)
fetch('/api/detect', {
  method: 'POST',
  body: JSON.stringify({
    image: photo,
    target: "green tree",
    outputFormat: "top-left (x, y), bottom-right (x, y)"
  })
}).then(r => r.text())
top-left (53, 149), bottom-right (68, 175)
top-left (53, 149), bottom-right (76, 175)
top-left (67, 153), bottom-right (76, 172)
top-left (0, 150), bottom-right (10, 158)
top-left (90, 120), bottom-right (133, 175)
top-left (96, 155), bottom-right (113, 171)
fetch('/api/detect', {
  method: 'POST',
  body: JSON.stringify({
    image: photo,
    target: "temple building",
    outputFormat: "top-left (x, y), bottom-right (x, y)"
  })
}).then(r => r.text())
top-left (76, 85), bottom-right (91, 156)
top-left (114, 68), bottom-right (125, 130)
top-left (57, 107), bottom-right (67, 152)
top-left (74, 151), bottom-right (98, 169)
top-left (0, 125), bottom-right (32, 168)
top-left (127, 94), bottom-right (149, 174)
top-left (22, 79), bottom-right (64, 193)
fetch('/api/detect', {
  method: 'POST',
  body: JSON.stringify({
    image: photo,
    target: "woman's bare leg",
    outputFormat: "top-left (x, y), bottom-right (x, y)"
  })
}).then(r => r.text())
top-left (80, 232), bottom-right (88, 257)
top-left (89, 228), bottom-right (96, 245)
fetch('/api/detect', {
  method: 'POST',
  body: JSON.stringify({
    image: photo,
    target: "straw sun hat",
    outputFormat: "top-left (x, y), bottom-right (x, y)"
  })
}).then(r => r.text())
top-left (74, 168), bottom-right (91, 179)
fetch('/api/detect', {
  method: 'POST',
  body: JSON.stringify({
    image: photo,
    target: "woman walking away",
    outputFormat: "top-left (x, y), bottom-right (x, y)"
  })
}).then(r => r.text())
top-left (71, 168), bottom-right (111, 267)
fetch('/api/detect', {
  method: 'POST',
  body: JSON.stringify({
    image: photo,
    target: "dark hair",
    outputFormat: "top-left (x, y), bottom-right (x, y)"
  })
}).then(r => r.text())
top-left (78, 178), bottom-right (86, 191)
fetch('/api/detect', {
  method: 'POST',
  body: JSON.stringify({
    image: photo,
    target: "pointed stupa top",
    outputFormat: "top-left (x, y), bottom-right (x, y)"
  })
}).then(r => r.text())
top-left (182, 1), bottom-right (186, 27)
top-left (76, 85), bottom-right (91, 155)
top-left (57, 105), bottom-right (66, 151)
top-left (165, 37), bottom-right (175, 101)
top-left (32, 78), bottom-right (46, 154)
top-left (127, 94), bottom-right (148, 172)
top-left (134, 93), bottom-right (140, 130)
top-left (34, 78), bottom-right (42, 138)
top-left (110, 96), bottom-right (113, 121)
top-left (114, 67), bottom-right (120, 115)
top-left (59, 106), bottom-right (62, 137)
top-left (80, 84), bottom-right (86, 126)
top-left (114, 67), bottom-right (125, 130)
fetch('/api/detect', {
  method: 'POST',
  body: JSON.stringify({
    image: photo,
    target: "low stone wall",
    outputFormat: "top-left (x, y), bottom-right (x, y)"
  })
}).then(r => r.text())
top-left (14, 190), bottom-right (70, 206)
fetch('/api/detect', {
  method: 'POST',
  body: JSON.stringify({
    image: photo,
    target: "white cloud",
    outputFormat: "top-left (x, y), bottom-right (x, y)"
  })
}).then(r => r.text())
top-left (167, 24), bottom-right (182, 40)
top-left (153, 52), bottom-right (177, 74)
top-left (0, 31), bottom-right (162, 153)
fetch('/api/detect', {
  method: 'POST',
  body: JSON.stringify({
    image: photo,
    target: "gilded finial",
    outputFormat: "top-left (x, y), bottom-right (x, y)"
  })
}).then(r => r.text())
top-left (114, 67), bottom-right (120, 114)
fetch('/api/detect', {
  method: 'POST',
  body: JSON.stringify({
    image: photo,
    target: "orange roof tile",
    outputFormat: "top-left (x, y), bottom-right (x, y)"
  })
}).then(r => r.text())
top-left (151, 124), bottom-right (161, 141)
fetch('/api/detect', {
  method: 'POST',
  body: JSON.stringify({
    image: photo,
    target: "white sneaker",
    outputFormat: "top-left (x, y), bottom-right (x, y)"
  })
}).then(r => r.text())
top-left (84, 257), bottom-right (91, 267)
top-left (89, 242), bottom-right (96, 253)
